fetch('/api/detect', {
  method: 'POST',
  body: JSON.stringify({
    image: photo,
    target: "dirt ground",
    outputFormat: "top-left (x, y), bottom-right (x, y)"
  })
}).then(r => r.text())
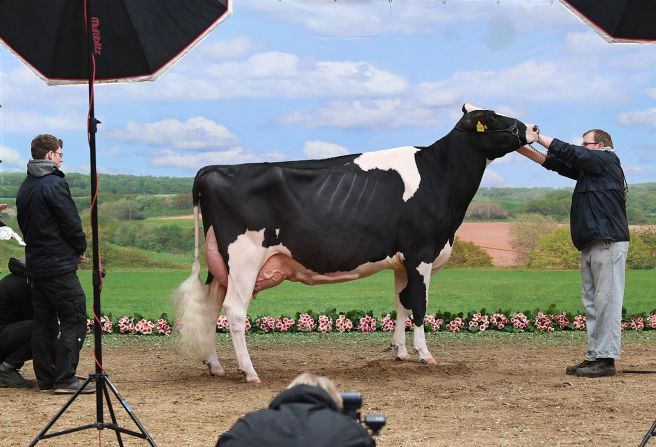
top-left (2, 333), bottom-right (655, 447)
top-left (457, 222), bottom-right (514, 267)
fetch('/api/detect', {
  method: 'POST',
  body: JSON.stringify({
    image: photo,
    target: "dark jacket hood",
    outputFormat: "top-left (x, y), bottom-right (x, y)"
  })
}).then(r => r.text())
top-left (8, 257), bottom-right (27, 277)
top-left (269, 384), bottom-right (339, 412)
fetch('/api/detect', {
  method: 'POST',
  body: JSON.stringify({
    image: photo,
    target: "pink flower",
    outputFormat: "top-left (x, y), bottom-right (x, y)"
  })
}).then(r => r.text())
top-left (511, 313), bottom-right (530, 331)
top-left (490, 313), bottom-right (509, 330)
top-left (424, 315), bottom-right (443, 332)
top-left (380, 314), bottom-right (396, 332)
top-left (256, 316), bottom-right (275, 333)
top-left (335, 315), bottom-right (353, 333)
top-left (86, 318), bottom-right (93, 334)
top-left (119, 316), bottom-right (135, 334)
top-left (296, 313), bottom-right (316, 332)
top-left (100, 316), bottom-right (113, 333)
top-left (446, 317), bottom-right (464, 333)
top-left (156, 319), bottom-right (171, 335)
top-left (647, 314), bottom-right (656, 329)
top-left (317, 315), bottom-right (333, 333)
top-left (573, 315), bottom-right (586, 330)
top-left (357, 315), bottom-right (377, 332)
top-left (623, 316), bottom-right (644, 332)
top-left (468, 313), bottom-right (489, 332)
top-left (552, 312), bottom-right (569, 330)
top-left (404, 317), bottom-right (413, 330)
top-left (275, 317), bottom-right (295, 332)
top-left (134, 319), bottom-right (155, 335)
top-left (216, 315), bottom-right (230, 332)
top-left (534, 312), bottom-right (553, 332)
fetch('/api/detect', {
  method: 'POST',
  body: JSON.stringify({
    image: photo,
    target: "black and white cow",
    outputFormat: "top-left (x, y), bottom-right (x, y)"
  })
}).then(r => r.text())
top-left (174, 103), bottom-right (538, 383)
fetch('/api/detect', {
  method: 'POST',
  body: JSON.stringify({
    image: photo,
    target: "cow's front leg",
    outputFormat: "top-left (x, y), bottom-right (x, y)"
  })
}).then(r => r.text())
top-left (392, 269), bottom-right (410, 361)
top-left (399, 260), bottom-right (436, 365)
top-left (204, 279), bottom-right (226, 376)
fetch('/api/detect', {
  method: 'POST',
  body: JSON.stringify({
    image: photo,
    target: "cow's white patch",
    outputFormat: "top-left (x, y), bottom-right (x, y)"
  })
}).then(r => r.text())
top-left (227, 229), bottom-right (267, 298)
top-left (431, 240), bottom-right (454, 273)
top-left (275, 228), bottom-right (280, 238)
top-left (416, 262), bottom-right (433, 301)
top-left (354, 146), bottom-right (420, 201)
top-left (464, 103), bottom-right (482, 113)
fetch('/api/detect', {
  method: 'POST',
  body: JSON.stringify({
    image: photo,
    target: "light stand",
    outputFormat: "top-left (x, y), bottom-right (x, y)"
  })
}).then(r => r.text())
top-left (640, 420), bottom-right (656, 447)
top-left (30, 2), bottom-right (155, 445)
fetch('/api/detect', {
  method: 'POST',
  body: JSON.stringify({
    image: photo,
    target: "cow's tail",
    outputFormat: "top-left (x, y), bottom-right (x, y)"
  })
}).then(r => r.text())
top-left (173, 203), bottom-right (215, 362)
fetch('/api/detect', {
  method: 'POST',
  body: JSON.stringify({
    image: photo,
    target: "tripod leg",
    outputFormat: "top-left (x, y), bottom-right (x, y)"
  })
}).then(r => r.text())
top-left (640, 419), bottom-right (656, 447)
top-left (102, 379), bottom-right (125, 447)
top-left (28, 376), bottom-right (95, 446)
top-left (104, 376), bottom-right (157, 446)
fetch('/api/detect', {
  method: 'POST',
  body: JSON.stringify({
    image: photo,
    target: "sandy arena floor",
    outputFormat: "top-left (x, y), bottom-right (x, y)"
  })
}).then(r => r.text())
top-left (1, 333), bottom-right (655, 447)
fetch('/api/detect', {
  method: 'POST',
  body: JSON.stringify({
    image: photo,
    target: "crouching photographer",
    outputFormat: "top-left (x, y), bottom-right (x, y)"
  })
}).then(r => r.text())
top-left (217, 372), bottom-right (377, 447)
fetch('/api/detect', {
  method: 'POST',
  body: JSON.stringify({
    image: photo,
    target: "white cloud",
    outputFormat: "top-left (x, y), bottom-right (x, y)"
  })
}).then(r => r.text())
top-left (280, 98), bottom-right (441, 129)
top-left (481, 168), bottom-right (505, 187)
top-left (149, 148), bottom-right (284, 170)
top-left (199, 37), bottom-right (258, 60)
top-left (648, 89), bottom-right (656, 99)
top-left (417, 60), bottom-right (626, 107)
top-left (0, 145), bottom-right (24, 168)
top-left (106, 117), bottom-right (239, 149)
top-left (2, 109), bottom-right (86, 135)
top-left (618, 108), bottom-right (656, 128)
top-left (119, 53), bottom-right (408, 101)
top-left (241, 1), bottom-right (566, 38)
top-left (624, 165), bottom-right (646, 177)
top-left (303, 140), bottom-right (349, 159)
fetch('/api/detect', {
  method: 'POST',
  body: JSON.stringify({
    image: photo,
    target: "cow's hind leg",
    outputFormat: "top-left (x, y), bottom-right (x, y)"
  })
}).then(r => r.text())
top-left (392, 269), bottom-right (410, 361)
top-left (224, 274), bottom-right (260, 383)
top-left (222, 230), bottom-right (268, 384)
top-left (204, 279), bottom-right (226, 376)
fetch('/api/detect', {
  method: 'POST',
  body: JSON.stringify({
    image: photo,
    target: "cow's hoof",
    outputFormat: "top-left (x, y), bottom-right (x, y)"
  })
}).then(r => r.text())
top-left (204, 360), bottom-right (225, 377)
top-left (208, 365), bottom-right (225, 377)
top-left (238, 368), bottom-right (261, 384)
top-left (420, 357), bottom-right (437, 365)
top-left (392, 344), bottom-right (409, 361)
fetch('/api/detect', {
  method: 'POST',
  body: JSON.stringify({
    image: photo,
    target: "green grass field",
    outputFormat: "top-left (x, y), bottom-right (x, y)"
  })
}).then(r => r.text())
top-left (80, 268), bottom-right (656, 319)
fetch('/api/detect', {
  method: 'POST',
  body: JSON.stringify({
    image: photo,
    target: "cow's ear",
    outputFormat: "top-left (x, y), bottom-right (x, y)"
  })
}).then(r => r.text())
top-left (460, 110), bottom-right (486, 131)
top-left (462, 104), bottom-right (468, 114)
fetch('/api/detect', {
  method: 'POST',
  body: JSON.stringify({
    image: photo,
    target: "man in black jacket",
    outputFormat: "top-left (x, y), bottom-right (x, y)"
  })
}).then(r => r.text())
top-left (0, 257), bottom-right (34, 389)
top-left (217, 373), bottom-right (375, 447)
top-left (518, 129), bottom-right (629, 378)
top-left (16, 134), bottom-right (92, 394)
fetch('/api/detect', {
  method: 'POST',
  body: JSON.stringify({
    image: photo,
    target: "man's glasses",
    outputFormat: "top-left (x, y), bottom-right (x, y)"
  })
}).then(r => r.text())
top-left (582, 141), bottom-right (597, 146)
top-left (53, 151), bottom-right (63, 158)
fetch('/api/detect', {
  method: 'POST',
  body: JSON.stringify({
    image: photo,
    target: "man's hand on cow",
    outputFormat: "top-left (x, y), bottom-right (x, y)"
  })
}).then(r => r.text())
top-left (0, 204), bottom-right (7, 212)
top-left (77, 253), bottom-right (86, 263)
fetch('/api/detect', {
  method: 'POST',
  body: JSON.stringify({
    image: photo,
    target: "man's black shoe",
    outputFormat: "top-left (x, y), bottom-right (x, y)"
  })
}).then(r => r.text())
top-left (565, 359), bottom-right (596, 376)
top-left (0, 364), bottom-right (35, 389)
top-left (53, 380), bottom-right (95, 395)
top-left (576, 359), bottom-right (616, 378)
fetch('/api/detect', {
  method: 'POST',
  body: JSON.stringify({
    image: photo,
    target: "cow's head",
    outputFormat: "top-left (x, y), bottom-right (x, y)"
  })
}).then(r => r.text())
top-left (456, 103), bottom-right (539, 160)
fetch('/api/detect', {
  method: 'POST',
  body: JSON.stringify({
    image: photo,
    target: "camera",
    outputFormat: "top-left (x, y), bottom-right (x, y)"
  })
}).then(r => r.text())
top-left (339, 391), bottom-right (387, 436)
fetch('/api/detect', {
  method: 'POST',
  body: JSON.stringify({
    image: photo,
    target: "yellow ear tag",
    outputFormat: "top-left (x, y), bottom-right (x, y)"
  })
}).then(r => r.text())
top-left (476, 121), bottom-right (487, 132)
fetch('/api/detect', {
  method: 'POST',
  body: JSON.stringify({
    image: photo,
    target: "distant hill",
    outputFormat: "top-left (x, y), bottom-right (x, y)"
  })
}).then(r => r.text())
top-left (2, 173), bottom-right (655, 223)
top-left (1, 172), bottom-right (192, 198)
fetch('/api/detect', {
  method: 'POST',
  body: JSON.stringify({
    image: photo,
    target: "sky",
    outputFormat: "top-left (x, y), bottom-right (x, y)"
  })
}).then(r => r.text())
top-left (1, 0), bottom-right (655, 188)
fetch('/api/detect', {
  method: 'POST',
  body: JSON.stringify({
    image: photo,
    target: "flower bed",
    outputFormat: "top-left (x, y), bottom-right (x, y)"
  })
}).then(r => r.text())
top-left (87, 309), bottom-right (656, 336)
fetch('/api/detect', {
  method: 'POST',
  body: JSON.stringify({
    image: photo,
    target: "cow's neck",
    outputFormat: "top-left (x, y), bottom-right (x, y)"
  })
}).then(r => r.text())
top-left (422, 130), bottom-right (488, 207)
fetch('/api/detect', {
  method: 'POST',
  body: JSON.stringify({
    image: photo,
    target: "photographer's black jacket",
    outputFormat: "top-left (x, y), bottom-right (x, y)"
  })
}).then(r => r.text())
top-left (542, 138), bottom-right (629, 250)
top-left (0, 258), bottom-right (32, 332)
top-left (16, 160), bottom-right (87, 278)
top-left (217, 385), bottom-right (375, 447)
